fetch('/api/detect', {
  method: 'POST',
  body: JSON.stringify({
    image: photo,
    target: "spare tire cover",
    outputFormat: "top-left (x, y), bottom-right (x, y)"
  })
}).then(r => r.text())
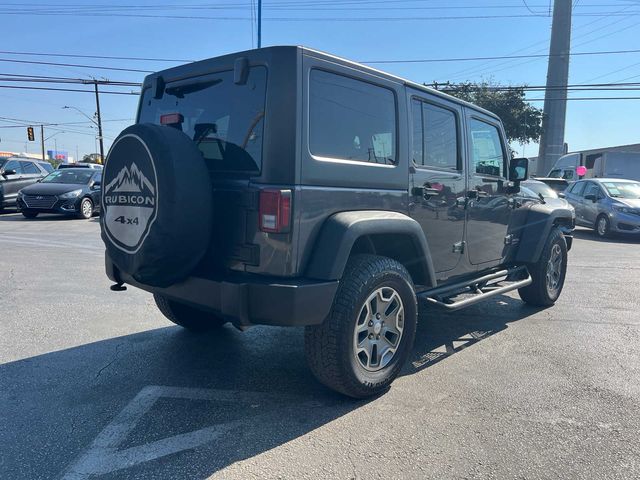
top-left (101, 123), bottom-right (213, 287)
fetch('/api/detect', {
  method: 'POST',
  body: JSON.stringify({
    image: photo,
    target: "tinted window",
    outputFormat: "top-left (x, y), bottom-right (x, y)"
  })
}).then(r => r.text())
top-left (469, 119), bottom-right (505, 177)
top-left (411, 99), bottom-right (458, 170)
top-left (4, 160), bottom-right (22, 174)
top-left (94, 172), bottom-right (102, 183)
top-left (570, 181), bottom-right (586, 196)
top-left (139, 67), bottom-right (267, 173)
top-left (39, 162), bottom-right (54, 173)
top-left (522, 182), bottom-right (559, 199)
top-left (20, 161), bottom-right (39, 174)
top-left (309, 70), bottom-right (396, 165)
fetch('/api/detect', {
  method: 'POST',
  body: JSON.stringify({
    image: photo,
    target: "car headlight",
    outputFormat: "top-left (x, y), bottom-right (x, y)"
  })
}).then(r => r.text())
top-left (612, 204), bottom-right (638, 214)
top-left (59, 189), bottom-right (82, 199)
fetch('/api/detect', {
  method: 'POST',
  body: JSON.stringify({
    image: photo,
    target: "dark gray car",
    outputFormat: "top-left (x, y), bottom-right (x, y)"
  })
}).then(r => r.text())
top-left (565, 178), bottom-right (640, 237)
top-left (100, 46), bottom-right (575, 398)
top-left (0, 156), bottom-right (52, 210)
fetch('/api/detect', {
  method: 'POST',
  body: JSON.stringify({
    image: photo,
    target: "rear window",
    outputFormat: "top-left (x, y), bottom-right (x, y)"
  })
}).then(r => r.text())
top-left (309, 69), bottom-right (396, 165)
top-left (138, 66), bottom-right (267, 174)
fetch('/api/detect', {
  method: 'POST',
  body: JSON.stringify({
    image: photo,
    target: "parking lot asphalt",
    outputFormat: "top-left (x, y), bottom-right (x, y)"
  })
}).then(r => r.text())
top-left (1, 211), bottom-right (639, 480)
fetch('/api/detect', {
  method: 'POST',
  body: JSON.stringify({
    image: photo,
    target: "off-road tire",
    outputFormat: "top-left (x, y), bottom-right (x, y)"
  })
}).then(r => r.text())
top-left (304, 254), bottom-right (418, 398)
top-left (518, 227), bottom-right (568, 307)
top-left (154, 294), bottom-right (227, 332)
top-left (21, 211), bottom-right (38, 219)
top-left (77, 198), bottom-right (93, 220)
top-left (595, 214), bottom-right (610, 238)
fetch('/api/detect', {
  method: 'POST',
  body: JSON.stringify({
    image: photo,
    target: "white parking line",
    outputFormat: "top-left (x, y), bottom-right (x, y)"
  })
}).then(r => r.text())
top-left (61, 386), bottom-right (319, 479)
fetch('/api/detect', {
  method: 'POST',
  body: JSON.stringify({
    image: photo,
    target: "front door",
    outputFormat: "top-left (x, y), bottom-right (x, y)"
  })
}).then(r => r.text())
top-left (581, 181), bottom-right (604, 226)
top-left (465, 114), bottom-right (512, 266)
top-left (408, 92), bottom-right (466, 274)
top-left (1, 159), bottom-right (28, 204)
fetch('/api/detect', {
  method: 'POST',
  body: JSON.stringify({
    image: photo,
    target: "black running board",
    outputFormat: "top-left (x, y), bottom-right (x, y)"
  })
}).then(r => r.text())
top-left (419, 266), bottom-right (532, 311)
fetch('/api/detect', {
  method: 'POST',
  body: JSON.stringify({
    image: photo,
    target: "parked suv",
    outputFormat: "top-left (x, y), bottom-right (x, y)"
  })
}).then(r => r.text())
top-left (0, 156), bottom-right (52, 210)
top-left (101, 47), bottom-right (575, 398)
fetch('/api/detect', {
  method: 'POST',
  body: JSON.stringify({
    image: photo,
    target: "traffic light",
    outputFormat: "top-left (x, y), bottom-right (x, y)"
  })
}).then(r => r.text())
top-left (27, 126), bottom-right (35, 142)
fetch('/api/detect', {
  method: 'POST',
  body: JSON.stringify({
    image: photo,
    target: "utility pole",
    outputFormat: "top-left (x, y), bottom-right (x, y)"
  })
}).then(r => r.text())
top-left (40, 125), bottom-right (45, 161)
top-left (257, 0), bottom-right (262, 48)
top-left (93, 80), bottom-right (105, 162)
top-left (536, 0), bottom-right (572, 176)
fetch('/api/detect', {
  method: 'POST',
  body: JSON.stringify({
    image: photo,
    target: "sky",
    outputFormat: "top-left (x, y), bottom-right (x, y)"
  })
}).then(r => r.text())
top-left (0, 0), bottom-right (639, 161)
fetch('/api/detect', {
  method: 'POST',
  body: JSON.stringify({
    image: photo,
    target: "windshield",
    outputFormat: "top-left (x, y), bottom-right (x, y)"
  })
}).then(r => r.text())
top-left (138, 66), bottom-right (267, 173)
top-left (602, 181), bottom-right (640, 199)
top-left (41, 170), bottom-right (94, 184)
top-left (523, 182), bottom-right (559, 199)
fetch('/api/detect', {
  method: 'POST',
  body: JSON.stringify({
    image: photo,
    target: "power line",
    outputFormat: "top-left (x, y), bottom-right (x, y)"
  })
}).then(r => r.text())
top-left (0, 57), bottom-right (152, 73)
top-left (362, 48), bottom-right (640, 64)
top-left (0, 85), bottom-right (139, 95)
top-left (0, 50), bottom-right (193, 63)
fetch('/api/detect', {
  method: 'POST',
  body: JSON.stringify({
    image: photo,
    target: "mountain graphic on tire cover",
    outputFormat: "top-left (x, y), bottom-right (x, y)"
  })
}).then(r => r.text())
top-left (103, 136), bottom-right (158, 253)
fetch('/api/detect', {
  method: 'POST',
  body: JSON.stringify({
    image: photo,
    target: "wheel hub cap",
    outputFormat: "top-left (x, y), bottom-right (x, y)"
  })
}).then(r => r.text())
top-left (353, 287), bottom-right (405, 372)
top-left (545, 243), bottom-right (563, 296)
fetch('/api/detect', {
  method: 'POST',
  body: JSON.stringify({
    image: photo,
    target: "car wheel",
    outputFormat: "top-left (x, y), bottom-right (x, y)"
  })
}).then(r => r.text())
top-left (518, 227), bottom-right (568, 307)
top-left (595, 214), bottom-right (610, 238)
top-left (78, 198), bottom-right (93, 219)
top-left (304, 254), bottom-right (418, 398)
top-left (154, 294), bottom-right (227, 332)
top-left (22, 211), bottom-right (38, 219)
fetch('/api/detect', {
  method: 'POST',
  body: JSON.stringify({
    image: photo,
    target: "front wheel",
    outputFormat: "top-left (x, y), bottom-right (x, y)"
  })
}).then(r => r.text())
top-left (77, 198), bottom-right (93, 219)
top-left (595, 214), bottom-right (610, 238)
top-left (154, 294), bottom-right (227, 332)
top-left (518, 228), bottom-right (568, 307)
top-left (304, 254), bottom-right (418, 398)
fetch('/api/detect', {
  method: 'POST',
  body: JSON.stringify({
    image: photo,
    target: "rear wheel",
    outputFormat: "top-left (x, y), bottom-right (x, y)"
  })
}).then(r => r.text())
top-left (21, 211), bottom-right (38, 219)
top-left (304, 254), bottom-right (417, 398)
top-left (518, 228), bottom-right (568, 307)
top-left (78, 198), bottom-right (93, 219)
top-left (154, 294), bottom-right (227, 332)
top-left (595, 214), bottom-right (610, 238)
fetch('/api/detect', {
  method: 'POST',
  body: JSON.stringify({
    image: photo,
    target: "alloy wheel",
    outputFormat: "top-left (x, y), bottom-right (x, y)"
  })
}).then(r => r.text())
top-left (353, 286), bottom-right (405, 372)
top-left (545, 243), bottom-right (563, 297)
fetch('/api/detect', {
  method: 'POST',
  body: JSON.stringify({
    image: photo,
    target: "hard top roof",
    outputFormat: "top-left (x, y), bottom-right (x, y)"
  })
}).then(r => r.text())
top-left (145, 45), bottom-right (500, 121)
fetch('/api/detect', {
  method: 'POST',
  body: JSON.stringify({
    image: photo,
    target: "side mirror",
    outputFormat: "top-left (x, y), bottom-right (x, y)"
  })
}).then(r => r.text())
top-left (508, 157), bottom-right (529, 182)
top-left (584, 194), bottom-right (596, 202)
top-left (2, 168), bottom-right (16, 177)
top-left (558, 192), bottom-right (566, 199)
top-left (92, 180), bottom-right (101, 189)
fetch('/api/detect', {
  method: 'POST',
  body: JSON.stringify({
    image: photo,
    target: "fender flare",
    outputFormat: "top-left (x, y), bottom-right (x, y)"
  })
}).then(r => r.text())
top-left (305, 210), bottom-right (437, 287)
top-left (514, 203), bottom-right (574, 264)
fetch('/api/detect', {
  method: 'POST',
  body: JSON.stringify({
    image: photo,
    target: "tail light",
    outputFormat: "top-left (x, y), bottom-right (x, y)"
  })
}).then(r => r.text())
top-left (259, 189), bottom-right (291, 233)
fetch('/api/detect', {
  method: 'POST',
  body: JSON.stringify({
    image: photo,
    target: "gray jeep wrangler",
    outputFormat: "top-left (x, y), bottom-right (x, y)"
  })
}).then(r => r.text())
top-left (101, 46), bottom-right (574, 398)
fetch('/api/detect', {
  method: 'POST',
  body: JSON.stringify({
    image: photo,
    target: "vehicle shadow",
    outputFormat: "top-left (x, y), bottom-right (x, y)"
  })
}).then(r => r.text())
top-left (572, 227), bottom-right (640, 244)
top-left (1, 295), bottom-right (538, 479)
top-left (404, 295), bottom-right (540, 375)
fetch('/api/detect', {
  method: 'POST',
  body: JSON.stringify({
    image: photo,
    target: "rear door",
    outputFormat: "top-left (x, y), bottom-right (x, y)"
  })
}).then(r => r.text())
top-left (408, 90), bottom-right (466, 274)
top-left (19, 161), bottom-right (44, 186)
top-left (581, 181), bottom-right (604, 226)
top-left (464, 113), bottom-right (512, 266)
top-left (566, 181), bottom-right (587, 225)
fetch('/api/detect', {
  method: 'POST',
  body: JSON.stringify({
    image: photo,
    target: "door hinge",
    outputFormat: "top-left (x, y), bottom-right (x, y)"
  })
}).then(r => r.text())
top-left (452, 241), bottom-right (465, 254)
top-left (504, 234), bottom-right (520, 246)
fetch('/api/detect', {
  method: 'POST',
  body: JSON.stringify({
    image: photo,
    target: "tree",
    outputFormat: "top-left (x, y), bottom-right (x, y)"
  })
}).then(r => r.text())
top-left (82, 153), bottom-right (103, 164)
top-left (438, 81), bottom-right (543, 145)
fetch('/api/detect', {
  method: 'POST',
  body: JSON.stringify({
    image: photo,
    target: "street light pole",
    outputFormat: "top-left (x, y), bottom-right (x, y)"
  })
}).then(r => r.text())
top-left (257, 0), bottom-right (262, 48)
top-left (40, 125), bottom-right (45, 161)
top-left (93, 81), bottom-right (105, 162)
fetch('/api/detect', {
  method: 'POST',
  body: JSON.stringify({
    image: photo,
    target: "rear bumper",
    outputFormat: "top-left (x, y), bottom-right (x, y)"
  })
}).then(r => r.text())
top-left (106, 255), bottom-right (338, 327)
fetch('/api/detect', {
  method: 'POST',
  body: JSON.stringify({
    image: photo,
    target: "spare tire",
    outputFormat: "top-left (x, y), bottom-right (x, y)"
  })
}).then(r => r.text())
top-left (101, 123), bottom-right (212, 287)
